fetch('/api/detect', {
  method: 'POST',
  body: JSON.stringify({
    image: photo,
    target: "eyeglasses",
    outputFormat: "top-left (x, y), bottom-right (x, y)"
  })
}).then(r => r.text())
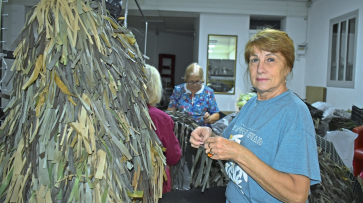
top-left (187, 81), bottom-right (203, 85)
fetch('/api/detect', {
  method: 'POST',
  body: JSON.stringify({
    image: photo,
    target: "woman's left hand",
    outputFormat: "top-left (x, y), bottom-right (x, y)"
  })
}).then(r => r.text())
top-left (203, 112), bottom-right (210, 121)
top-left (204, 136), bottom-right (241, 160)
top-left (203, 112), bottom-right (220, 124)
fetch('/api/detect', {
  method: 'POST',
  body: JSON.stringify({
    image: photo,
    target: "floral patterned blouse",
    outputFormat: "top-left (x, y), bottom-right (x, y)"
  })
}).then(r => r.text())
top-left (168, 84), bottom-right (220, 126)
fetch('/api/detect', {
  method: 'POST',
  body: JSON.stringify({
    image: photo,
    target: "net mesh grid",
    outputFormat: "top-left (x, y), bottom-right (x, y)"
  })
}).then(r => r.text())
top-left (315, 134), bottom-right (363, 201)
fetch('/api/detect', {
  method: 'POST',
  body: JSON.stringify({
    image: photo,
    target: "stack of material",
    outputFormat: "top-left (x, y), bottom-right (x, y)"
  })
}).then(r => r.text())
top-left (0, 0), bottom-right (165, 202)
top-left (329, 117), bottom-right (357, 131)
top-left (352, 105), bottom-right (363, 126)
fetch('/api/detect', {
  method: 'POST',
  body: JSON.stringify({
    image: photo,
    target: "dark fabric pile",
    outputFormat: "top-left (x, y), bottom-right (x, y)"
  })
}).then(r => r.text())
top-left (211, 112), bottom-right (237, 135)
top-left (352, 105), bottom-right (363, 126)
top-left (305, 102), bottom-right (324, 120)
top-left (207, 81), bottom-right (231, 92)
top-left (329, 117), bottom-right (357, 131)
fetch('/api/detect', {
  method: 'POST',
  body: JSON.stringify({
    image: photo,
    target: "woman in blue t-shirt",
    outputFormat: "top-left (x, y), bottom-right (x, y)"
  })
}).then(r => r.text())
top-left (190, 28), bottom-right (321, 203)
top-left (167, 63), bottom-right (220, 126)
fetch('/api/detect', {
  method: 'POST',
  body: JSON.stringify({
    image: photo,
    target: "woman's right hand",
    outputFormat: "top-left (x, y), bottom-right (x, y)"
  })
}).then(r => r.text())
top-left (190, 127), bottom-right (212, 148)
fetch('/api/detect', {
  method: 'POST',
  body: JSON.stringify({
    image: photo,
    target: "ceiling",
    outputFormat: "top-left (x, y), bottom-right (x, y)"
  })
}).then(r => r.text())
top-left (125, 14), bottom-right (197, 38)
top-left (124, 0), bottom-right (311, 38)
top-left (9, 0), bottom-right (312, 38)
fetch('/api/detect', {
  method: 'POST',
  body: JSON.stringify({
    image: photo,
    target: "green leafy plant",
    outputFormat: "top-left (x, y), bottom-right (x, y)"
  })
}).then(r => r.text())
top-left (236, 92), bottom-right (256, 109)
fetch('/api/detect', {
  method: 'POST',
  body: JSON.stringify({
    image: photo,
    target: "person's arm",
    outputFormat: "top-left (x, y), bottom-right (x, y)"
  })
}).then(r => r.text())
top-left (167, 87), bottom-right (179, 111)
top-left (151, 109), bottom-right (181, 166)
top-left (189, 127), bottom-right (213, 148)
top-left (203, 112), bottom-right (220, 124)
top-left (205, 89), bottom-right (220, 124)
top-left (204, 137), bottom-right (310, 203)
top-left (163, 119), bottom-right (181, 166)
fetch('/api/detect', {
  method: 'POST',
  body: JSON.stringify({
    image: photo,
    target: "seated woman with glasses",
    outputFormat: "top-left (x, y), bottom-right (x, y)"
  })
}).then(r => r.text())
top-left (167, 63), bottom-right (220, 126)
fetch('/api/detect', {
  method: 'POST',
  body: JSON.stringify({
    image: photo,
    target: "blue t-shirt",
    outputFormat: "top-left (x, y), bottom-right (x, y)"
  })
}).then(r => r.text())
top-left (222, 90), bottom-right (321, 203)
top-left (168, 84), bottom-right (219, 126)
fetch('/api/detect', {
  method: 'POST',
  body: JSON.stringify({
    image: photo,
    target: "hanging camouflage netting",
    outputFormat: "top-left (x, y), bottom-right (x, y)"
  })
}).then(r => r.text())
top-left (0, 0), bottom-right (166, 202)
top-left (165, 111), bottom-right (229, 192)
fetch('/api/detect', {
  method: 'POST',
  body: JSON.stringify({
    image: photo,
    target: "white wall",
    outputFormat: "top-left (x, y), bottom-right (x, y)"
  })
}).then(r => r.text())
top-left (126, 27), bottom-right (194, 87)
top-left (2, 4), bottom-right (26, 51)
top-left (193, 17), bottom-right (200, 63)
top-left (198, 13), bottom-right (310, 112)
top-left (198, 13), bottom-right (250, 112)
top-left (306, 0), bottom-right (363, 110)
top-left (1, 4), bottom-right (27, 108)
top-left (282, 17), bottom-right (308, 99)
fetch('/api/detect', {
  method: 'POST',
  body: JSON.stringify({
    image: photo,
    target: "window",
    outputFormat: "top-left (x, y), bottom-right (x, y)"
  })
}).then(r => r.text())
top-left (249, 19), bottom-right (281, 30)
top-left (327, 10), bottom-right (358, 88)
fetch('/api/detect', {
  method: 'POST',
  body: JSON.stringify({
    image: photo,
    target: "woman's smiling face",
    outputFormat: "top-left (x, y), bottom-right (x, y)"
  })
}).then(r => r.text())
top-left (249, 46), bottom-right (291, 100)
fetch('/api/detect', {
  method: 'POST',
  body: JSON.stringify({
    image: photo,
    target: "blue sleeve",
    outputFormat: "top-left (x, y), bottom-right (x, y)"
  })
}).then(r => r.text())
top-left (168, 87), bottom-right (180, 108)
top-left (272, 122), bottom-right (321, 185)
top-left (208, 90), bottom-right (220, 114)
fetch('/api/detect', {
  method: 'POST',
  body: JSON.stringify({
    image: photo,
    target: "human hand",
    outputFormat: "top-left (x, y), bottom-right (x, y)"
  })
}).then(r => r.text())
top-left (203, 112), bottom-right (212, 124)
top-left (190, 127), bottom-right (212, 148)
top-left (204, 136), bottom-right (242, 161)
top-left (203, 112), bottom-right (210, 119)
top-left (204, 112), bottom-right (219, 124)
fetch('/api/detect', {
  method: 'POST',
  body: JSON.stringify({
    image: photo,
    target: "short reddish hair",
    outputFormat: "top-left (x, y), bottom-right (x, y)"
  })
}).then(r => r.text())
top-left (244, 28), bottom-right (295, 71)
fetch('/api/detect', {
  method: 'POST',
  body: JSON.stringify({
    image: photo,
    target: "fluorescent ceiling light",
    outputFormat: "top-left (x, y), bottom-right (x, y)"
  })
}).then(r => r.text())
top-left (208, 45), bottom-right (215, 48)
top-left (208, 50), bottom-right (213, 53)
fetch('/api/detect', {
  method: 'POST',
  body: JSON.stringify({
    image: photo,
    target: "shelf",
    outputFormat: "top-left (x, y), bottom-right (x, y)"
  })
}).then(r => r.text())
top-left (159, 54), bottom-right (175, 88)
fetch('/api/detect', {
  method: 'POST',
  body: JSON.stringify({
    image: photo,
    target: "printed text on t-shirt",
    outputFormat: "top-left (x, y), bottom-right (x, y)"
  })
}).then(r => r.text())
top-left (232, 125), bottom-right (263, 146)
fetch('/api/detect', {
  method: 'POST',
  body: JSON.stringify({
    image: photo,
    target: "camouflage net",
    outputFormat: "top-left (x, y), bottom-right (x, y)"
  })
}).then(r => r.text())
top-left (309, 135), bottom-right (363, 203)
top-left (166, 111), bottom-right (229, 192)
top-left (0, 0), bottom-right (166, 202)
